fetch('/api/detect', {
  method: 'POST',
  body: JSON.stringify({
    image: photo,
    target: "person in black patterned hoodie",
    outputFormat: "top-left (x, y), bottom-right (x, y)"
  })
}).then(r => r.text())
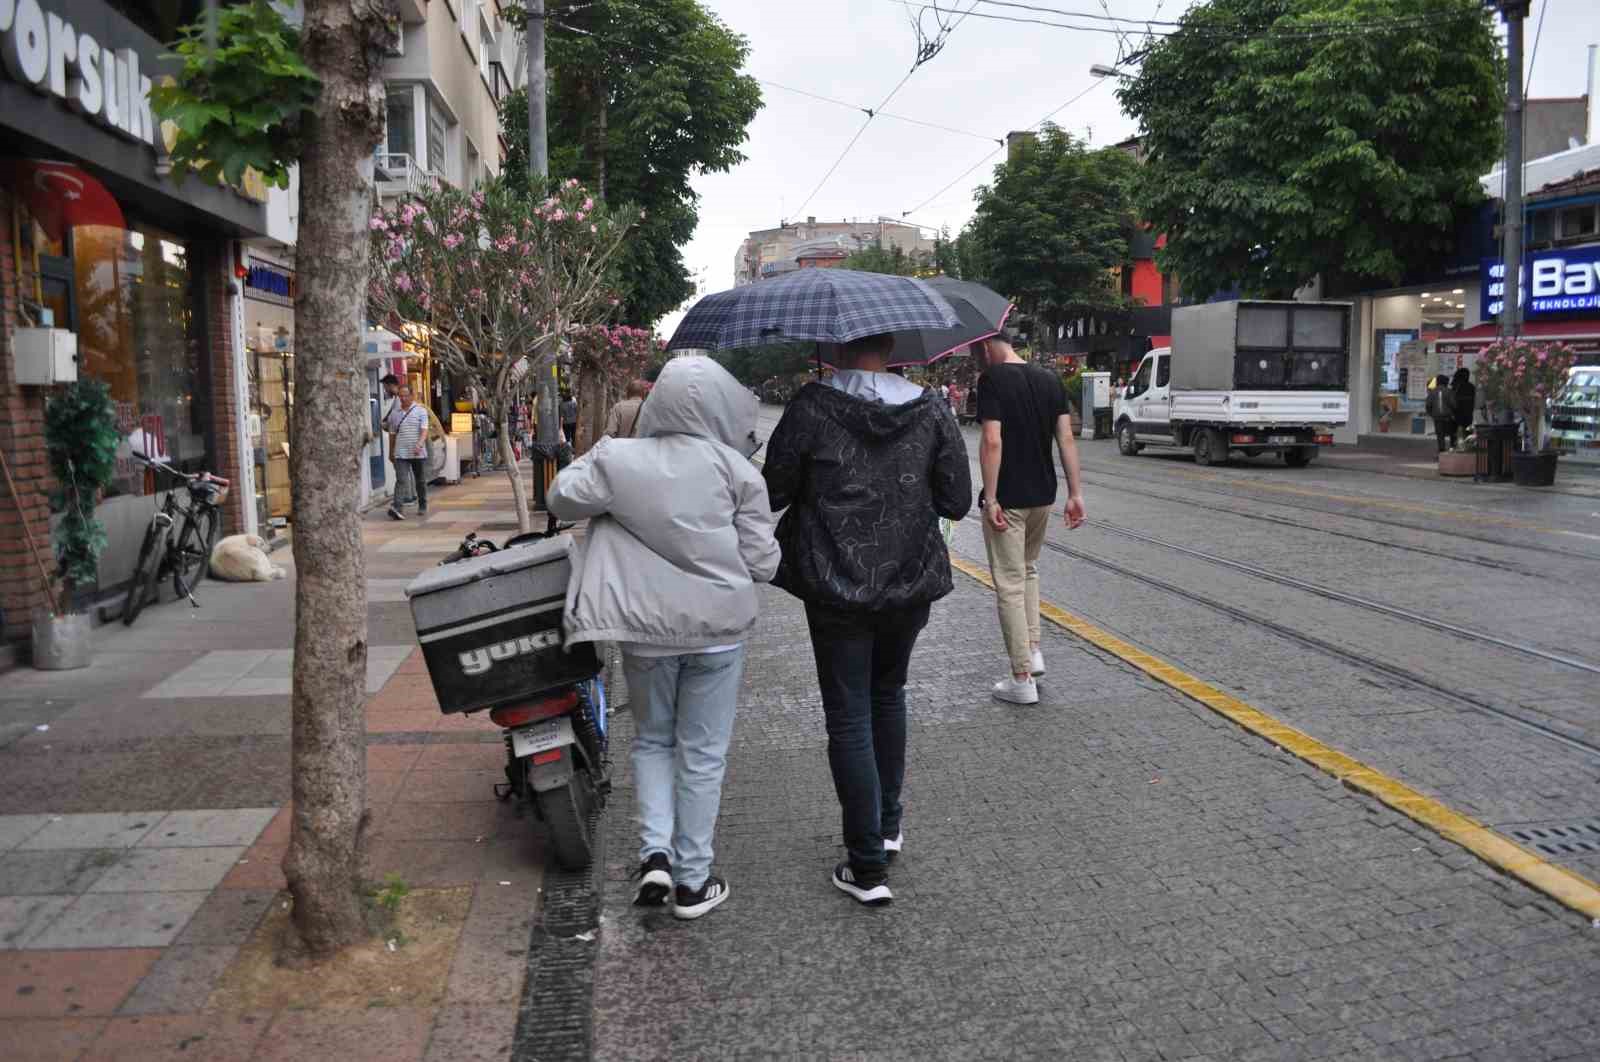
top-left (763, 333), bottom-right (972, 905)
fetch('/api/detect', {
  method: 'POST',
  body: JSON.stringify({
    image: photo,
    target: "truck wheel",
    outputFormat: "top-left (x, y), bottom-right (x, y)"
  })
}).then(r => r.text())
top-left (1117, 422), bottom-right (1142, 456)
top-left (1193, 428), bottom-right (1225, 467)
top-left (1283, 447), bottom-right (1316, 468)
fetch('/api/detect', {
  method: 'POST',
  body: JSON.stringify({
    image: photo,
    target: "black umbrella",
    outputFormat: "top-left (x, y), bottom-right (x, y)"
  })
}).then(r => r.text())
top-left (816, 276), bottom-right (1011, 368)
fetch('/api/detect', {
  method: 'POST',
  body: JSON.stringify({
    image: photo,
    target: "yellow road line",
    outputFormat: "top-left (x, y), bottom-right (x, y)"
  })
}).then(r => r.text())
top-left (948, 554), bottom-right (1600, 922)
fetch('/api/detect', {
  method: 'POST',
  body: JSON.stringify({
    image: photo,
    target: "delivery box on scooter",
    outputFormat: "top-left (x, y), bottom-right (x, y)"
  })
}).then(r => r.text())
top-left (404, 535), bottom-right (599, 714)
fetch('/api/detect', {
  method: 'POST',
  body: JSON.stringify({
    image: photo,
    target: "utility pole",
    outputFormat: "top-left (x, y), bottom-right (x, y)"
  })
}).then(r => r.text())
top-left (1494, 0), bottom-right (1529, 336)
top-left (527, 0), bottom-right (558, 448)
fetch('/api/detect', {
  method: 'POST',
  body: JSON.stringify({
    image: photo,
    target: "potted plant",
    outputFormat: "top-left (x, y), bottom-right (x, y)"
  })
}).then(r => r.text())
top-left (1062, 370), bottom-right (1084, 433)
top-left (33, 379), bottom-right (120, 670)
top-left (1437, 428), bottom-right (1476, 477)
top-left (1474, 339), bottom-right (1578, 487)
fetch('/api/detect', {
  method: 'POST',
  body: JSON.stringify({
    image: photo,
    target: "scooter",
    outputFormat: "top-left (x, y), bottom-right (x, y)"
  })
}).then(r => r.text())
top-left (405, 527), bottom-right (608, 870)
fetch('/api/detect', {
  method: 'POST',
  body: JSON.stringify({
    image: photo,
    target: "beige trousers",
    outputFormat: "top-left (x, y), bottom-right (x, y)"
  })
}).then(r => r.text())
top-left (982, 505), bottom-right (1050, 676)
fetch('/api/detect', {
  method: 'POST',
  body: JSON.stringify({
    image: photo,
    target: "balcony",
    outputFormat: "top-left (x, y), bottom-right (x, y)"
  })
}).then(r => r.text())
top-left (375, 153), bottom-right (445, 200)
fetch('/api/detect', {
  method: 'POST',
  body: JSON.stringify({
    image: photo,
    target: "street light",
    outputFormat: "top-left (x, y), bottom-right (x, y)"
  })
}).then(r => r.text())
top-left (1089, 64), bottom-right (1131, 80)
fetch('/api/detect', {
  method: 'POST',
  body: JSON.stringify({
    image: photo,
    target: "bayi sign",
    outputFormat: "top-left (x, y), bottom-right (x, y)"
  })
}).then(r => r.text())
top-left (1482, 245), bottom-right (1600, 320)
top-left (0, 0), bottom-right (157, 147)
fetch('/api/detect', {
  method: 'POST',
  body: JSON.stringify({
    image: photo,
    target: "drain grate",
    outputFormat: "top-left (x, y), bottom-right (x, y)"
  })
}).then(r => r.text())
top-left (1506, 821), bottom-right (1600, 856)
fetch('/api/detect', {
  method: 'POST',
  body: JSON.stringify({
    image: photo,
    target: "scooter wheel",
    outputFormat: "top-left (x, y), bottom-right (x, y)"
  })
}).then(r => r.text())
top-left (535, 768), bottom-right (598, 870)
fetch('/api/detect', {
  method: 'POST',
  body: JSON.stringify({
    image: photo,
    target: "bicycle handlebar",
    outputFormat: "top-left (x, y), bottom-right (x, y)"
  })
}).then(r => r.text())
top-left (131, 453), bottom-right (230, 489)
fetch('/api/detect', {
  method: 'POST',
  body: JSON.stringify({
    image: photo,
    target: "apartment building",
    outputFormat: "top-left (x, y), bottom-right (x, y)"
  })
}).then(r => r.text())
top-left (236, 0), bottom-right (514, 537)
top-left (734, 218), bottom-right (938, 285)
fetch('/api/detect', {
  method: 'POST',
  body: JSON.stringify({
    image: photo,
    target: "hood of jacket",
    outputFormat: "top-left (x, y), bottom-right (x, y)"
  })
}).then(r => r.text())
top-left (637, 355), bottom-right (761, 458)
top-left (792, 381), bottom-right (940, 444)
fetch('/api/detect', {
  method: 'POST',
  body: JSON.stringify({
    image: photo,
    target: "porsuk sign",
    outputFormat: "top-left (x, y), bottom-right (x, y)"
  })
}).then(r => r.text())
top-left (1482, 245), bottom-right (1600, 320)
top-left (0, 0), bottom-right (158, 148)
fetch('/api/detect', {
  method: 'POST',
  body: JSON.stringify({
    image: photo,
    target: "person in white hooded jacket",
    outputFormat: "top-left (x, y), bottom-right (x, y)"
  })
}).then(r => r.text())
top-left (548, 355), bottom-right (779, 921)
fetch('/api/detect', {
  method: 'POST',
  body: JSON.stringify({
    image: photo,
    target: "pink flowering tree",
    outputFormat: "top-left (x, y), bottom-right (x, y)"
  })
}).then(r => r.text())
top-left (568, 324), bottom-right (667, 453)
top-left (1474, 339), bottom-right (1579, 453)
top-left (368, 179), bottom-right (638, 531)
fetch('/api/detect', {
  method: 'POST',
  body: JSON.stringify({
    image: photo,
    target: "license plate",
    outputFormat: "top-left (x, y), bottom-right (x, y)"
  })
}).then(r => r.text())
top-left (510, 716), bottom-right (575, 758)
top-left (1268, 436), bottom-right (1299, 445)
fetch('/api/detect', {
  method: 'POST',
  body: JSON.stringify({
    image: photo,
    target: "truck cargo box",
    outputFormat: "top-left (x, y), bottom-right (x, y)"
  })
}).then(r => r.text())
top-left (405, 535), bottom-right (599, 715)
top-left (1171, 301), bottom-right (1350, 392)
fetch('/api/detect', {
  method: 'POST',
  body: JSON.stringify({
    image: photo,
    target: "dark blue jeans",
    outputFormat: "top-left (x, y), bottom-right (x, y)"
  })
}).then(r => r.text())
top-left (804, 602), bottom-right (930, 877)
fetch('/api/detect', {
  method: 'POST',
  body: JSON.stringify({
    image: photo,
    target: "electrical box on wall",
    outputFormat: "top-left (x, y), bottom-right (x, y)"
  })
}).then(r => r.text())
top-left (13, 329), bottom-right (79, 386)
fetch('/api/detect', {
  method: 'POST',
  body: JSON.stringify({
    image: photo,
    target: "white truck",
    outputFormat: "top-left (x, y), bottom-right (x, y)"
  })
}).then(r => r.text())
top-left (1112, 300), bottom-right (1350, 467)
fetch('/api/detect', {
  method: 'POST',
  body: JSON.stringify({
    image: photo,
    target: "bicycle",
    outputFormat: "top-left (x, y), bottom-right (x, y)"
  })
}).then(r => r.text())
top-left (121, 457), bottom-right (230, 625)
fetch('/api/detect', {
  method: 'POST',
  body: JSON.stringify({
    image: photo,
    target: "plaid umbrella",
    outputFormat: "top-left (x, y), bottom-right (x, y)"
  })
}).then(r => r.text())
top-left (817, 277), bottom-right (1012, 368)
top-left (666, 269), bottom-right (961, 351)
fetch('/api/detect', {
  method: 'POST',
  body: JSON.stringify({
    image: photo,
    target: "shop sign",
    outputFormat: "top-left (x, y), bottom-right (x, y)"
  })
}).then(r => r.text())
top-left (0, 0), bottom-right (157, 147)
top-left (245, 263), bottom-right (294, 301)
top-left (1482, 245), bottom-right (1600, 319)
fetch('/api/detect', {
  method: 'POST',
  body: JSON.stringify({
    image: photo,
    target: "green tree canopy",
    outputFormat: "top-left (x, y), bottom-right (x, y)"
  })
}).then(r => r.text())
top-left (842, 242), bottom-right (938, 277)
top-left (961, 126), bottom-right (1140, 336)
top-left (1117, 0), bottom-right (1504, 298)
top-left (501, 0), bottom-right (761, 326)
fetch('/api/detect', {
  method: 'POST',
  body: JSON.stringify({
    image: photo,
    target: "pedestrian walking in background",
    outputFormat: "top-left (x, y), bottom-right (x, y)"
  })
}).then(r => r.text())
top-left (387, 387), bottom-right (429, 520)
top-left (603, 378), bottom-right (651, 439)
top-left (1452, 367), bottom-right (1477, 440)
top-left (975, 336), bottom-right (1086, 706)
top-left (549, 356), bottom-right (778, 921)
top-left (560, 392), bottom-right (579, 448)
top-left (1426, 374), bottom-right (1456, 452)
top-left (763, 333), bottom-right (972, 906)
top-left (380, 373), bottom-right (415, 508)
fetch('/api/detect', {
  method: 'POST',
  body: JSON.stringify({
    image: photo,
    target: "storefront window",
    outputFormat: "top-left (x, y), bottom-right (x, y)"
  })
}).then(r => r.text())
top-left (70, 224), bottom-right (205, 496)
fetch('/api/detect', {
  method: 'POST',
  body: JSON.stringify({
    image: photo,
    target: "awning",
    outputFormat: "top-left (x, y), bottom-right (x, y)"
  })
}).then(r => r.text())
top-left (364, 327), bottom-right (407, 362)
top-left (12, 160), bottom-right (125, 242)
top-left (1432, 321), bottom-right (1600, 352)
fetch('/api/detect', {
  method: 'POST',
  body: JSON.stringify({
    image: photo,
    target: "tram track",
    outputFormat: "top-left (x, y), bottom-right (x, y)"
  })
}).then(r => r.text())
top-left (1025, 529), bottom-right (1600, 761)
top-left (1075, 470), bottom-right (1550, 578)
top-left (1078, 460), bottom-right (1600, 563)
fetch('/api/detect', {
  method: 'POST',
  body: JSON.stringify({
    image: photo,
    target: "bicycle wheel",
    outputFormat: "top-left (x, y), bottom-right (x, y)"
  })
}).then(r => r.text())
top-left (121, 521), bottom-right (167, 625)
top-left (172, 506), bottom-right (220, 599)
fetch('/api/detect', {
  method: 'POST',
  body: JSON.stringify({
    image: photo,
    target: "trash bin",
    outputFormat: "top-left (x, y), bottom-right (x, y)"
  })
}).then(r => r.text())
top-left (1474, 424), bottom-right (1517, 482)
top-left (528, 441), bottom-right (572, 510)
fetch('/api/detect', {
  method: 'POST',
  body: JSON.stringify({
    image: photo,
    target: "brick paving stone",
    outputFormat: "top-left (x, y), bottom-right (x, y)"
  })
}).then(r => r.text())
top-left (26, 893), bottom-right (208, 950)
top-left (171, 888), bottom-right (277, 946)
top-left (255, 1008), bottom-right (434, 1062)
top-left (587, 578), bottom-right (1600, 1060)
top-left (0, 1016), bottom-right (108, 1061)
top-left (422, 1002), bottom-right (518, 1062)
top-left (115, 945), bottom-right (238, 1015)
top-left (81, 1013), bottom-right (270, 1062)
top-left (0, 949), bottom-right (161, 1017)
top-left (220, 844), bottom-right (287, 891)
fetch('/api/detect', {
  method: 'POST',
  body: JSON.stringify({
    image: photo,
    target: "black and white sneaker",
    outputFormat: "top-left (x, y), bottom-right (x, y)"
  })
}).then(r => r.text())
top-left (832, 862), bottom-right (893, 906)
top-left (673, 875), bottom-right (729, 920)
top-left (387, 506), bottom-right (405, 521)
top-left (632, 853), bottom-right (672, 907)
top-left (884, 832), bottom-right (903, 863)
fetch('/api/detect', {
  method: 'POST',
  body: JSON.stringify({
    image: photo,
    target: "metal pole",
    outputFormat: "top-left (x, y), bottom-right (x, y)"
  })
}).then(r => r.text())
top-left (527, 0), bottom-right (559, 450)
top-left (1500, 1), bottom-right (1527, 337)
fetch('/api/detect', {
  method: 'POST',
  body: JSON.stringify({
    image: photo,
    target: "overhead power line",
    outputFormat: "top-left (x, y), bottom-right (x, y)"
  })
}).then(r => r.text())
top-left (758, 79), bottom-right (1002, 146)
top-left (900, 77), bottom-right (1108, 220)
top-left (883, 0), bottom-right (1482, 40)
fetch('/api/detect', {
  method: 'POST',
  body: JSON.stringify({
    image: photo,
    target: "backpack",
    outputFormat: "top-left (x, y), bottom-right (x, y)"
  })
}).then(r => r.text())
top-left (1426, 388), bottom-right (1446, 419)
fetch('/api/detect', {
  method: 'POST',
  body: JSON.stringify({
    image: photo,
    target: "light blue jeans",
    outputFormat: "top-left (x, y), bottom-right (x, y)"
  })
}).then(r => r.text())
top-left (622, 646), bottom-right (745, 890)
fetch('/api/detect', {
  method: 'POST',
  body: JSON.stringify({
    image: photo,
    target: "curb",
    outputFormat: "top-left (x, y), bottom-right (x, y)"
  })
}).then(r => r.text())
top-left (949, 554), bottom-right (1600, 925)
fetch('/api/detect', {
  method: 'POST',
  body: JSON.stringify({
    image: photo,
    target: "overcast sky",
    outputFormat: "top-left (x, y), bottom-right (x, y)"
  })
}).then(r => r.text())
top-left (659, 0), bottom-right (1600, 336)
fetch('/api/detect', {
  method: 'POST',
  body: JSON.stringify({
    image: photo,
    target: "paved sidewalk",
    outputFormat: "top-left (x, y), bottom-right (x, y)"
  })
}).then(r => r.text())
top-left (0, 466), bottom-right (547, 1060)
top-left (591, 575), bottom-right (1600, 1061)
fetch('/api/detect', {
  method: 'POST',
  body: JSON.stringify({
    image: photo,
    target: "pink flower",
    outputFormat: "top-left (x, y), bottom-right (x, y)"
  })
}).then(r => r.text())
top-left (565, 178), bottom-right (579, 189)
top-left (575, 212), bottom-right (586, 222)
top-left (590, 224), bottom-right (598, 234)
top-left (443, 233), bottom-right (463, 250)
top-left (551, 209), bottom-right (567, 222)
top-left (369, 215), bottom-right (389, 231)
top-left (582, 198), bottom-right (594, 211)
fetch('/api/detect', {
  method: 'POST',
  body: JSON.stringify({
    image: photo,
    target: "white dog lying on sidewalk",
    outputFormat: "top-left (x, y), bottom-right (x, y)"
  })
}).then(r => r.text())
top-left (210, 534), bottom-right (286, 582)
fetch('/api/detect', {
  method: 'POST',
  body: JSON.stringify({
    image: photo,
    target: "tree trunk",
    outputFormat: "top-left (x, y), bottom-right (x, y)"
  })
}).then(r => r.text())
top-left (282, 0), bottom-right (391, 961)
top-left (501, 413), bottom-right (532, 533)
top-left (575, 364), bottom-right (605, 455)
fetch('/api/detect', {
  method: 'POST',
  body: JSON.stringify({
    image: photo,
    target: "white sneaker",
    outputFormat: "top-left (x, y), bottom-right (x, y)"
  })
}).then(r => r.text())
top-left (993, 676), bottom-right (1039, 705)
top-left (884, 831), bottom-right (903, 862)
top-left (1030, 649), bottom-right (1046, 677)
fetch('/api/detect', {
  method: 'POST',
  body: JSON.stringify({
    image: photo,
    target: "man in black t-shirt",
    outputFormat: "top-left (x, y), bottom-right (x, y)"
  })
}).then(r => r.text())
top-left (975, 337), bottom-right (1086, 705)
